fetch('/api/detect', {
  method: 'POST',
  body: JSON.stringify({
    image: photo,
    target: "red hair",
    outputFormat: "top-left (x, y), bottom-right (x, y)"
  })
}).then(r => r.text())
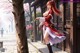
top-left (47, 1), bottom-right (61, 16)
top-left (47, 0), bottom-right (55, 7)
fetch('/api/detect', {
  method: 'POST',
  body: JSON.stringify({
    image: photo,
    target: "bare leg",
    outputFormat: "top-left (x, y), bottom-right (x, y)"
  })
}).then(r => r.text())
top-left (44, 32), bottom-right (50, 44)
top-left (47, 43), bottom-right (53, 53)
top-left (44, 27), bottom-right (53, 53)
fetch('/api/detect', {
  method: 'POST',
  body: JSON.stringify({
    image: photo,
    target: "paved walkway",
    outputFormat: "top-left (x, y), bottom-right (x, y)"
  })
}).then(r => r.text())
top-left (28, 40), bottom-right (68, 53)
top-left (0, 35), bottom-right (68, 53)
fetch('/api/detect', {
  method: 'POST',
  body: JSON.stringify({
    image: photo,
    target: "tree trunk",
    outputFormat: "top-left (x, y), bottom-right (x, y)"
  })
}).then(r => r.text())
top-left (12, 0), bottom-right (29, 53)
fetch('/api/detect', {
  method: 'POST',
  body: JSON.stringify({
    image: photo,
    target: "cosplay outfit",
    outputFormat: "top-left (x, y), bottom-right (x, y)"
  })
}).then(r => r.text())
top-left (38, 9), bottom-right (66, 45)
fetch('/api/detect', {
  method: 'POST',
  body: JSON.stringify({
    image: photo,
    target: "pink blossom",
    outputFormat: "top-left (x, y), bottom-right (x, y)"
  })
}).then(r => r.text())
top-left (24, 3), bottom-right (29, 11)
top-left (0, 0), bottom-right (29, 12)
top-left (26, 24), bottom-right (33, 30)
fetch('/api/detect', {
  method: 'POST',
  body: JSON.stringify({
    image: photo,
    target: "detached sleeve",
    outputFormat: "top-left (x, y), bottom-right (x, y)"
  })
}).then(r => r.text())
top-left (38, 17), bottom-right (45, 23)
top-left (38, 17), bottom-right (45, 28)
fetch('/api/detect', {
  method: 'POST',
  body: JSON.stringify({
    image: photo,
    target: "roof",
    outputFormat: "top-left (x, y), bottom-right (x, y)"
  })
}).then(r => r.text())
top-left (24, 0), bottom-right (34, 3)
top-left (31, 0), bottom-right (49, 7)
top-left (31, 0), bottom-right (40, 7)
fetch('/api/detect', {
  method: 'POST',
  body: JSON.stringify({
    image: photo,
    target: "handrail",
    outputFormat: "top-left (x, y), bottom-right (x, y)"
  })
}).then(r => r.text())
top-left (28, 40), bottom-right (43, 53)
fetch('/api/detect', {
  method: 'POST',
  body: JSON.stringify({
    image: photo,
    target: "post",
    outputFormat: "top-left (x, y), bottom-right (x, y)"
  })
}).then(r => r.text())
top-left (33, 6), bottom-right (37, 41)
top-left (70, 2), bottom-right (77, 53)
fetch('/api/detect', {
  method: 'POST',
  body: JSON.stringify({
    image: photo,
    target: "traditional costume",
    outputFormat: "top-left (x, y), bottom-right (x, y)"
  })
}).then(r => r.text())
top-left (38, 8), bottom-right (66, 45)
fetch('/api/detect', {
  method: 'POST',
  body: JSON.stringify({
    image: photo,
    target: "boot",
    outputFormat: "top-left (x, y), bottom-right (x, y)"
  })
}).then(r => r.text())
top-left (47, 43), bottom-right (53, 53)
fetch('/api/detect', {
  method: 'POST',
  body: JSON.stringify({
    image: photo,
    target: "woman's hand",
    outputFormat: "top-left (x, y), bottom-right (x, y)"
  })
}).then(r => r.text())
top-left (36, 18), bottom-right (39, 20)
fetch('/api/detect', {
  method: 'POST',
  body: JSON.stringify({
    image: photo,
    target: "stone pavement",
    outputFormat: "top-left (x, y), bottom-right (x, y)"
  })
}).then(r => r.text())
top-left (0, 35), bottom-right (68, 53)
top-left (28, 40), bottom-right (68, 53)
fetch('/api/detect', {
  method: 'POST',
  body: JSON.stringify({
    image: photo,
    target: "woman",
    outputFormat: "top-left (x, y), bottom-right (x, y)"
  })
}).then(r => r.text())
top-left (36, 1), bottom-right (66, 53)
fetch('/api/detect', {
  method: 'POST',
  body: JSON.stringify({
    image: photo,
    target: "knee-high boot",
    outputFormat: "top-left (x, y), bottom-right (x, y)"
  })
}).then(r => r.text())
top-left (47, 43), bottom-right (53, 53)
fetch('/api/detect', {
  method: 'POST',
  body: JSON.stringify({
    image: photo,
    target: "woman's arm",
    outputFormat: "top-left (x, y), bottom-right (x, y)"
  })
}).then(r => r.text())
top-left (36, 17), bottom-right (45, 28)
top-left (36, 17), bottom-right (45, 23)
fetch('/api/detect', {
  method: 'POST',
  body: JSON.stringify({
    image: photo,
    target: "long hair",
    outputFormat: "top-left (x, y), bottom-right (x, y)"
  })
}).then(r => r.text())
top-left (47, 0), bottom-right (55, 8)
top-left (46, 1), bottom-right (61, 15)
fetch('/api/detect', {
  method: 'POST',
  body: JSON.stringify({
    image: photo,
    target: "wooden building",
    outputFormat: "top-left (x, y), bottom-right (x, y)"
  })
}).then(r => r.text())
top-left (24, 0), bottom-right (80, 53)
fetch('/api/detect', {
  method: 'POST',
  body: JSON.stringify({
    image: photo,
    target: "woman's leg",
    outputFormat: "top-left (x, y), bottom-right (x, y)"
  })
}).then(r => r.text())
top-left (44, 27), bottom-right (53, 53)
top-left (44, 28), bottom-right (50, 44)
top-left (47, 43), bottom-right (53, 53)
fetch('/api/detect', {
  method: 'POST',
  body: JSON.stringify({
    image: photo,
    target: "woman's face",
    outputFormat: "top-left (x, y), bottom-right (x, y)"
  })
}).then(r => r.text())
top-left (47, 4), bottom-right (51, 10)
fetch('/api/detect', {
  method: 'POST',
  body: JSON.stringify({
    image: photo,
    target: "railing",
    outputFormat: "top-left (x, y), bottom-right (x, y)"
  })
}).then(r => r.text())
top-left (28, 40), bottom-right (43, 53)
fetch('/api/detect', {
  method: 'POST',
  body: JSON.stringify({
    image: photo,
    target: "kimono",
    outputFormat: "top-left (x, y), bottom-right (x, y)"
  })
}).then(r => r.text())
top-left (38, 9), bottom-right (66, 45)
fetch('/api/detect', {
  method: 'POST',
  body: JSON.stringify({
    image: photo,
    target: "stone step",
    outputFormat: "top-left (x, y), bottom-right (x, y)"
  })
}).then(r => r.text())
top-left (54, 51), bottom-right (67, 53)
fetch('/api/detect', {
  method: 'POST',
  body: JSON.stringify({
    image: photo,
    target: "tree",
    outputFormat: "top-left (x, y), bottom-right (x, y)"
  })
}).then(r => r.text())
top-left (12, 0), bottom-right (29, 53)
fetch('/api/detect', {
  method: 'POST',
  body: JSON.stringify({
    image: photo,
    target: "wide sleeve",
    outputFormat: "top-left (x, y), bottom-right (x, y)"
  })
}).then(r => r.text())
top-left (37, 17), bottom-right (45, 28)
top-left (38, 17), bottom-right (45, 23)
